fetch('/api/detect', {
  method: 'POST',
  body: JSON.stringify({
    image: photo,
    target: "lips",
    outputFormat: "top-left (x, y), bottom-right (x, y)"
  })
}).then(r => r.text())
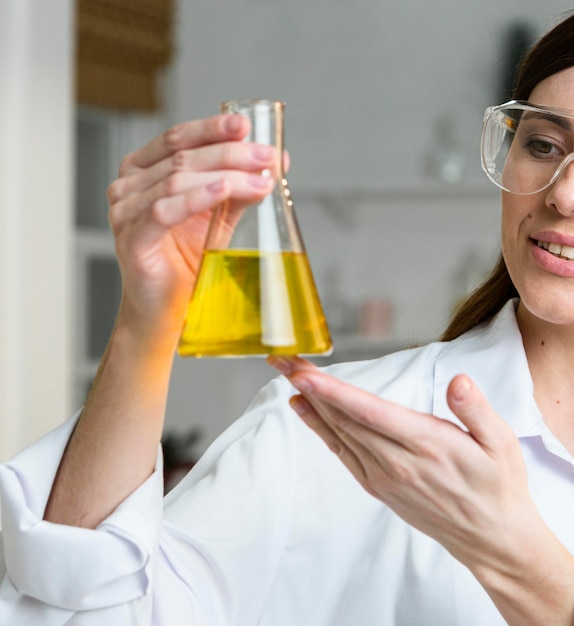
top-left (536, 240), bottom-right (574, 260)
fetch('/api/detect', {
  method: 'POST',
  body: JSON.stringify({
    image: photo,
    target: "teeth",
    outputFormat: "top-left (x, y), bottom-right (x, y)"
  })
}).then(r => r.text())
top-left (537, 240), bottom-right (574, 260)
top-left (549, 242), bottom-right (562, 254)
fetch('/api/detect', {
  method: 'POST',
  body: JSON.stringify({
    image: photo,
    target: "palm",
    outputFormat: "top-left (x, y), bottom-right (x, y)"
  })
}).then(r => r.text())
top-left (116, 208), bottom-right (214, 327)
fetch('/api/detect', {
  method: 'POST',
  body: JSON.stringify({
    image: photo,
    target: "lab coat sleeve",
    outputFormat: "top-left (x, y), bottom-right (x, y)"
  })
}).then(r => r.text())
top-left (0, 375), bottom-right (299, 625)
top-left (0, 411), bottom-right (164, 625)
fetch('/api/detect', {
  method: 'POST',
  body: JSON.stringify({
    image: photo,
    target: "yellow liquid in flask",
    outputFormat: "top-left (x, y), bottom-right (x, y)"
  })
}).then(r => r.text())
top-left (178, 249), bottom-right (332, 357)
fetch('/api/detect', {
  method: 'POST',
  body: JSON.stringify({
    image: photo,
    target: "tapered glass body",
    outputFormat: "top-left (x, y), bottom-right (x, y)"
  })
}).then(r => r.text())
top-left (178, 99), bottom-right (332, 357)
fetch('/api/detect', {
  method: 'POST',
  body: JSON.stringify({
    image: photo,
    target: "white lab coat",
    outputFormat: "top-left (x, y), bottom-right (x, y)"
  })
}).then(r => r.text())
top-left (1, 299), bottom-right (574, 625)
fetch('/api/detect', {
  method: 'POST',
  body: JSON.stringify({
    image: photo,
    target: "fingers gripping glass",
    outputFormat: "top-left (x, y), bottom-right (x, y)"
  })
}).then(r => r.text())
top-left (481, 100), bottom-right (574, 194)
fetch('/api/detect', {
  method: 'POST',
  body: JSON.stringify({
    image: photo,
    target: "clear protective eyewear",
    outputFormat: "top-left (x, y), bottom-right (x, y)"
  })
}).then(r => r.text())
top-left (481, 100), bottom-right (574, 194)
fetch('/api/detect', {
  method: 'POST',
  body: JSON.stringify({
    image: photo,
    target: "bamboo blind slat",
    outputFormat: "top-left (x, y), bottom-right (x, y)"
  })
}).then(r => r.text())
top-left (76, 0), bottom-right (174, 111)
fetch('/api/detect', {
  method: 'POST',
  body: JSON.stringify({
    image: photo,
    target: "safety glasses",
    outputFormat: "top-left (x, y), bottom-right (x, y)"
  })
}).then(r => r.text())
top-left (481, 100), bottom-right (574, 194)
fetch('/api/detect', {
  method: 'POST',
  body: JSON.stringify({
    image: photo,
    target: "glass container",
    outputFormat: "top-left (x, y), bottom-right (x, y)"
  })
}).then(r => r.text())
top-left (177, 99), bottom-right (332, 358)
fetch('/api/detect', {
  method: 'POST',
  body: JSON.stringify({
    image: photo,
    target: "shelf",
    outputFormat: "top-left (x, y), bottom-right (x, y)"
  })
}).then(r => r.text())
top-left (297, 179), bottom-right (499, 205)
top-left (324, 333), bottom-right (428, 361)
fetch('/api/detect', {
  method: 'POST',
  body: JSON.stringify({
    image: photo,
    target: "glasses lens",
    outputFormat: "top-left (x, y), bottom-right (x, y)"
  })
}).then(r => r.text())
top-left (481, 104), bottom-right (574, 194)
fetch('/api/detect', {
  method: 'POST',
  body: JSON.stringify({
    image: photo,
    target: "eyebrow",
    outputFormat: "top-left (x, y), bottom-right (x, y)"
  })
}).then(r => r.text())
top-left (521, 111), bottom-right (573, 131)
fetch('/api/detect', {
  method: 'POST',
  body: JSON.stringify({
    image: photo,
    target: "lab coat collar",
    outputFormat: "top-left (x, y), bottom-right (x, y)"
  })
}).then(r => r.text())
top-left (433, 299), bottom-right (543, 438)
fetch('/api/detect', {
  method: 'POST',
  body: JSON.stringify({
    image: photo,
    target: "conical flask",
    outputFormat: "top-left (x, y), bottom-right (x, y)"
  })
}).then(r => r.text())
top-left (177, 99), bottom-right (332, 358)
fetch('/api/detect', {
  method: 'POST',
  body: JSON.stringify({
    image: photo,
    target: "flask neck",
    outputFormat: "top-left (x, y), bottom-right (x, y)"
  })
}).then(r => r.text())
top-left (221, 99), bottom-right (285, 179)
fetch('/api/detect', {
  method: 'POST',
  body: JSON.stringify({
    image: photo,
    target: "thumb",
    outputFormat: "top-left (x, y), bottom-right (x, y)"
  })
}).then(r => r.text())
top-left (446, 374), bottom-right (509, 452)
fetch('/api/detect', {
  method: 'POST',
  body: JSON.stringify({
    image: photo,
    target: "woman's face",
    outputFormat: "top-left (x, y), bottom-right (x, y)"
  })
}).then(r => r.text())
top-left (502, 66), bottom-right (574, 327)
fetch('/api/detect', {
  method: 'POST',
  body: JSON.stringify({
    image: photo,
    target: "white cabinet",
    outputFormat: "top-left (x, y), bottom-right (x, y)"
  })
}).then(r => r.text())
top-left (73, 108), bottom-right (164, 407)
top-left (74, 109), bottom-right (118, 407)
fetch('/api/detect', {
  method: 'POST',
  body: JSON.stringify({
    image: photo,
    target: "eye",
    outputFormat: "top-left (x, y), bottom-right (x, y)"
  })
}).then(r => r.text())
top-left (523, 136), bottom-right (564, 159)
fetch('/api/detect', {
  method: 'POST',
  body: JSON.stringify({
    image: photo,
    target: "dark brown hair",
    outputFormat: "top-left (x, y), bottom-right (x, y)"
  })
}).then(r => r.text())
top-left (441, 12), bottom-right (574, 342)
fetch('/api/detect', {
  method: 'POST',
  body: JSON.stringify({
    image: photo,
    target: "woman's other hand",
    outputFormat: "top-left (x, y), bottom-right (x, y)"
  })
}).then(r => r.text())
top-left (268, 355), bottom-right (574, 624)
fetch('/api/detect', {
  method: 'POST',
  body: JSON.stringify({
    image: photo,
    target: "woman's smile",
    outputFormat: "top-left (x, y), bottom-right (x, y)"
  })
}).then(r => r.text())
top-left (535, 239), bottom-right (574, 260)
top-left (530, 236), bottom-right (574, 277)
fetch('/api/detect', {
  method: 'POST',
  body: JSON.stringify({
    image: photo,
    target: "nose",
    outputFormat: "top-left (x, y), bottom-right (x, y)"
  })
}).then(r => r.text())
top-left (545, 154), bottom-right (574, 216)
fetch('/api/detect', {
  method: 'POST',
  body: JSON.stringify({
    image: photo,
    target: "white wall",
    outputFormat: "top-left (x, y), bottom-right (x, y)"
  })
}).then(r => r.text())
top-left (170, 0), bottom-right (572, 190)
top-left (163, 1), bottom-right (573, 452)
top-left (0, 0), bottom-right (74, 461)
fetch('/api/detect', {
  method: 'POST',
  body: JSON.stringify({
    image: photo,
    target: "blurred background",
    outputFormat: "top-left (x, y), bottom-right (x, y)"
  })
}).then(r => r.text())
top-left (0, 0), bottom-right (572, 470)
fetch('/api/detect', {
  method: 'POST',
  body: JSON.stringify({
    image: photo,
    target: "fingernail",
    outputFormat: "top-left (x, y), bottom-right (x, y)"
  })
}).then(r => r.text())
top-left (224, 114), bottom-right (244, 133)
top-left (247, 174), bottom-right (273, 189)
top-left (207, 179), bottom-right (225, 193)
top-left (452, 376), bottom-right (471, 402)
top-left (290, 396), bottom-right (309, 416)
top-left (268, 356), bottom-right (293, 375)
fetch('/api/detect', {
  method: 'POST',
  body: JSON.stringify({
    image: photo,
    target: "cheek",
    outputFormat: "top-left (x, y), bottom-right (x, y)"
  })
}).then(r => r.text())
top-left (500, 194), bottom-right (533, 249)
top-left (500, 200), bottom-right (517, 256)
top-left (500, 196), bottom-right (534, 285)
